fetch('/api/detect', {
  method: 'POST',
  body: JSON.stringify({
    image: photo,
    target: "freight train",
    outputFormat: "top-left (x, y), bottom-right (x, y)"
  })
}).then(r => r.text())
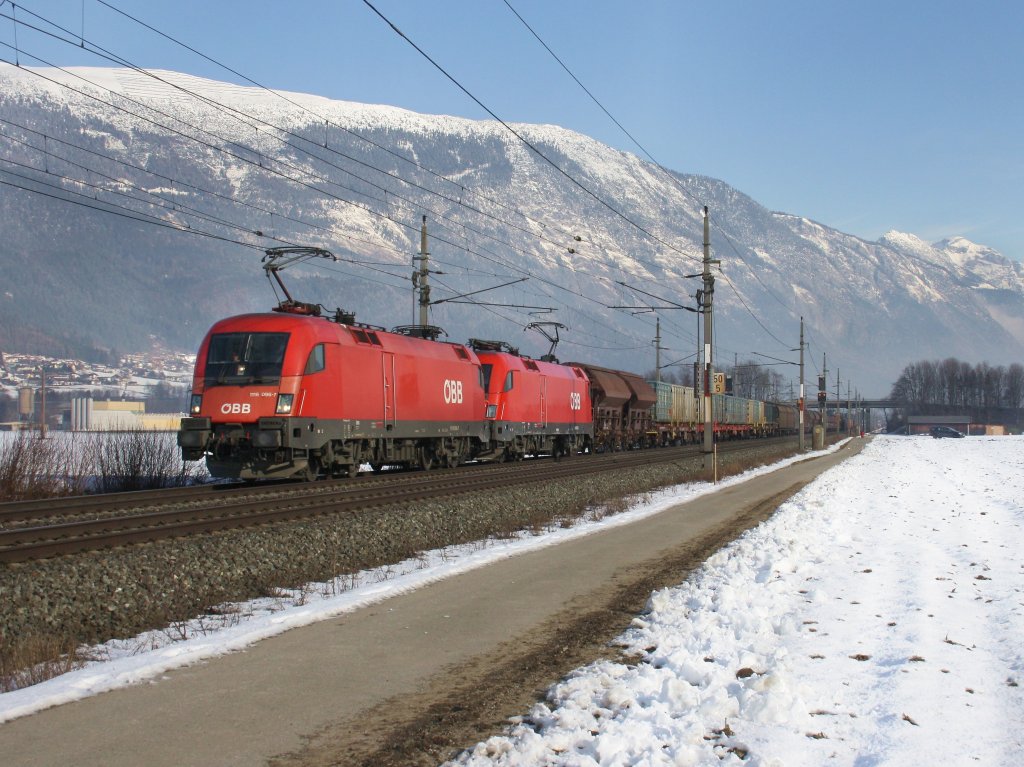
top-left (178, 306), bottom-right (815, 480)
top-left (178, 246), bottom-right (813, 480)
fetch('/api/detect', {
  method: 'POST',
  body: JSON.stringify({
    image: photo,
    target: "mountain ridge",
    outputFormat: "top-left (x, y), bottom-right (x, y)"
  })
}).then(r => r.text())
top-left (1, 64), bottom-right (1021, 394)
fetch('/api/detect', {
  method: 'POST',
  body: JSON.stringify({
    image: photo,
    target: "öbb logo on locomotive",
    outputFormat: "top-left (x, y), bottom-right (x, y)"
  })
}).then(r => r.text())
top-left (220, 403), bottom-right (252, 415)
top-left (443, 379), bottom-right (464, 404)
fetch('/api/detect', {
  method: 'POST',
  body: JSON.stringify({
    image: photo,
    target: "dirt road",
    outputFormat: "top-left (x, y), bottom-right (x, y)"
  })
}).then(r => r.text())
top-left (0, 441), bottom-right (865, 766)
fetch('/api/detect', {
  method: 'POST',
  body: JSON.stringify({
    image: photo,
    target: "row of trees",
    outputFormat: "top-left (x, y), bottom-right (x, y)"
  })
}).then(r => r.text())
top-left (889, 358), bottom-right (1024, 422)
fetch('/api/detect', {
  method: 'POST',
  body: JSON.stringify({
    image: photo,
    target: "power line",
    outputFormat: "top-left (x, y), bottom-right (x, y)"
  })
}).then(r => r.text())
top-left (1, 55), bottom-right (645, 346)
top-left (361, 0), bottom-right (700, 266)
top-left (1, 9), bottom-right (716, 358)
top-left (0, 38), bottom-right (659, 341)
top-left (94, 0), bottom-right (588, 249)
top-left (500, 0), bottom-right (707, 212)
top-left (24, 0), bottom-right (600, 273)
top-left (0, 170), bottom-right (263, 249)
top-left (0, 140), bottom-right (294, 245)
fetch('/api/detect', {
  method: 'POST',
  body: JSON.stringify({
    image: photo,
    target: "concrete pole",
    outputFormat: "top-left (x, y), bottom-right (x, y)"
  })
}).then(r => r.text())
top-left (39, 367), bottom-right (47, 439)
top-left (835, 369), bottom-right (841, 433)
top-left (655, 316), bottom-right (661, 384)
top-left (418, 215), bottom-right (430, 327)
top-left (798, 317), bottom-right (805, 451)
top-left (847, 382), bottom-right (852, 435)
top-left (702, 206), bottom-right (716, 468)
top-left (820, 353), bottom-right (827, 438)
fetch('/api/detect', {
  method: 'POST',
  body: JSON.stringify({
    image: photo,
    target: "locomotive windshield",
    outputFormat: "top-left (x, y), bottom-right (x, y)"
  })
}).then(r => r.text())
top-left (205, 332), bottom-right (289, 386)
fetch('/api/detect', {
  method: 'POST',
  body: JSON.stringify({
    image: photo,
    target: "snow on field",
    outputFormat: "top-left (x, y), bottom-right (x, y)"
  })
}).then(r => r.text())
top-left (447, 436), bottom-right (1024, 766)
top-left (2, 436), bottom-right (1022, 767)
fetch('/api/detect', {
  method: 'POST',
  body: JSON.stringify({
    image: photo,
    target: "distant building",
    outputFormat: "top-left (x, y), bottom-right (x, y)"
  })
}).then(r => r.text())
top-left (70, 397), bottom-right (182, 431)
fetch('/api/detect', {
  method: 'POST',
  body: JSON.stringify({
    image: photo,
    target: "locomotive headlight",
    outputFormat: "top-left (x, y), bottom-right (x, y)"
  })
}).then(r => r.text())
top-left (276, 393), bottom-right (294, 415)
top-left (190, 394), bottom-right (202, 415)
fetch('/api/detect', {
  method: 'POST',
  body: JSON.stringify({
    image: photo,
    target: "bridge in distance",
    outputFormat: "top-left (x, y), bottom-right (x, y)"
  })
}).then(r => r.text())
top-left (782, 400), bottom-right (899, 411)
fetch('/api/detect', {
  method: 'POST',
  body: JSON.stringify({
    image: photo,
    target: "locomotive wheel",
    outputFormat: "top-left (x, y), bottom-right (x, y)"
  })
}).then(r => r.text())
top-left (442, 438), bottom-right (464, 469)
top-left (304, 457), bottom-right (320, 482)
top-left (345, 443), bottom-right (362, 478)
top-left (418, 446), bottom-right (435, 471)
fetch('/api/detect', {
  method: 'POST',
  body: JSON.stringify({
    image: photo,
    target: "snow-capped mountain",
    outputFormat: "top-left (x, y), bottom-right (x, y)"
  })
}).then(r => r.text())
top-left (1, 64), bottom-right (1021, 394)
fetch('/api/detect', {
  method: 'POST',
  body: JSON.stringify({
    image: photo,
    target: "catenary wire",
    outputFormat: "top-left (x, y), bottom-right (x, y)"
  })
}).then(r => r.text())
top-left (360, 0), bottom-right (701, 266)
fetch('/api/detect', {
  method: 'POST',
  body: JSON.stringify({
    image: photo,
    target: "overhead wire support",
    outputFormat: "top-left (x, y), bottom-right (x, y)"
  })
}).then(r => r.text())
top-left (614, 280), bottom-right (700, 312)
top-left (500, 1), bottom-right (821, 371)
top-left (429, 277), bottom-right (529, 306)
top-left (701, 206), bottom-right (720, 470)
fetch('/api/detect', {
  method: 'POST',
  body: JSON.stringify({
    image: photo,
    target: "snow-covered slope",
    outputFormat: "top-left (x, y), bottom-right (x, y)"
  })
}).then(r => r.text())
top-left (1, 64), bottom-right (1021, 392)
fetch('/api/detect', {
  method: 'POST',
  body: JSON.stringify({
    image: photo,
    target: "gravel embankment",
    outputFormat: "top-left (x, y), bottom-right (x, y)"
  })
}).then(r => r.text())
top-left (0, 442), bottom-right (801, 653)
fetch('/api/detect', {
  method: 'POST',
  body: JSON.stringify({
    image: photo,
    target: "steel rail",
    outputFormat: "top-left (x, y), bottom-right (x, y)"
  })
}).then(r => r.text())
top-left (0, 439), bottom-right (798, 564)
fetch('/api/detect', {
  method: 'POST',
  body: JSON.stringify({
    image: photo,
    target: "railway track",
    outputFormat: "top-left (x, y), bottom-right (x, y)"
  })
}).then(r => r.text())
top-left (0, 438), bottom-right (797, 564)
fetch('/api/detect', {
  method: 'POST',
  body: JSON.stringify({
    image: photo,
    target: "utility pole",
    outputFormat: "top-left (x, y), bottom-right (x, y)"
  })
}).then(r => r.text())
top-left (847, 381), bottom-right (852, 435)
top-left (819, 353), bottom-right (828, 439)
top-left (654, 316), bottom-right (662, 383)
top-left (701, 206), bottom-right (719, 470)
top-left (39, 367), bottom-right (47, 439)
top-left (412, 215), bottom-right (430, 327)
top-left (798, 317), bottom-right (805, 451)
top-left (835, 369), bottom-right (841, 432)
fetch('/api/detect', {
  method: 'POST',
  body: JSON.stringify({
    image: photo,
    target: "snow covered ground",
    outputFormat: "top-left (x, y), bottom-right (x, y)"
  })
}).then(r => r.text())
top-left (448, 436), bottom-right (1024, 766)
top-left (2, 436), bottom-right (1022, 766)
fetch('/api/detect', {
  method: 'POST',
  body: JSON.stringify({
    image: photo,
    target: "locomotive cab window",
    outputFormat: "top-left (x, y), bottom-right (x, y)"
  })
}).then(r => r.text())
top-left (503, 371), bottom-right (514, 392)
top-left (205, 332), bottom-right (289, 387)
top-left (480, 364), bottom-right (493, 393)
top-left (304, 343), bottom-right (325, 375)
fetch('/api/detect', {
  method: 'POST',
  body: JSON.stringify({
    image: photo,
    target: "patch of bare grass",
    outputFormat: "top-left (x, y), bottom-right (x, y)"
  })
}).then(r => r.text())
top-left (85, 430), bottom-right (203, 493)
top-left (0, 634), bottom-right (95, 693)
top-left (0, 432), bottom-right (90, 500)
top-left (0, 429), bottom-right (204, 502)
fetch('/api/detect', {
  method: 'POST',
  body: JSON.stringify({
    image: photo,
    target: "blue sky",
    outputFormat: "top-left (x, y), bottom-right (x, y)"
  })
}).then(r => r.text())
top-left (4, 0), bottom-right (1022, 260)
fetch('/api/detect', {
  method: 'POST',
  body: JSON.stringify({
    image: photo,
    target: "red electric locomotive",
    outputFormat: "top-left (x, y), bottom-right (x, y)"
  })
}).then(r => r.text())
top-left (471, 339), bottom-right (593, 460)
top-left (178, 311), bottom-right (489, 480)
